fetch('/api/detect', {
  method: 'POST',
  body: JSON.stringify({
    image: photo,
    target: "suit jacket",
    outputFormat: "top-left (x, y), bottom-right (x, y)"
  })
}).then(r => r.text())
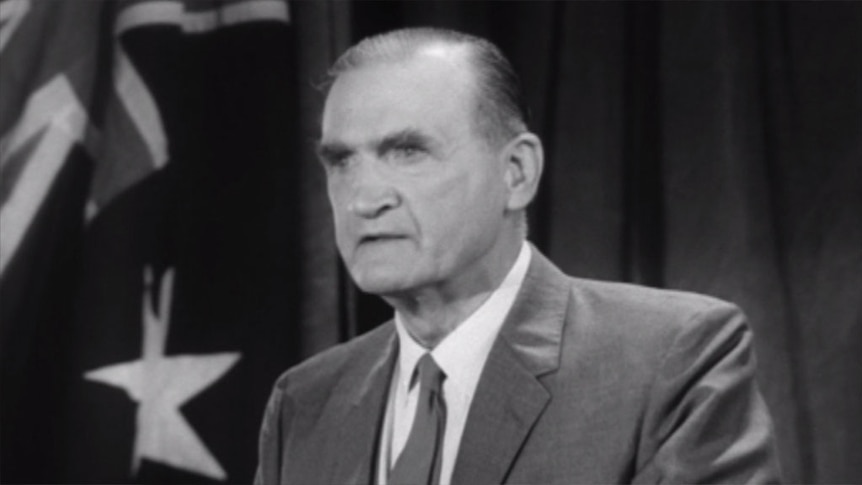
top-left (256, 249), bottom-right (781, 484)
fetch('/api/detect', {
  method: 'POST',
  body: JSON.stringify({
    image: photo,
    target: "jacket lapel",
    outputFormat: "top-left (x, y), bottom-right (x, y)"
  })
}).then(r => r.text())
top-left (451, 247), bottom-right (571, 484)
top-left (331, 328), bottom-right (398, 485)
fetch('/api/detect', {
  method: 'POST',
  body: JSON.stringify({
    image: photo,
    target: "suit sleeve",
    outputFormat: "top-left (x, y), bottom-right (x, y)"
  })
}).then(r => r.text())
top-left (632, 302), bottom-right (782, 484)
top-left (254, 378), bottom-right (293, 485)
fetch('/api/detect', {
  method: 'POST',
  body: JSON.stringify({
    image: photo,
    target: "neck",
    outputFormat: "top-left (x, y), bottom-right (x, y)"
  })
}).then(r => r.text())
top-left (386, 237), bottom-right (524, 349)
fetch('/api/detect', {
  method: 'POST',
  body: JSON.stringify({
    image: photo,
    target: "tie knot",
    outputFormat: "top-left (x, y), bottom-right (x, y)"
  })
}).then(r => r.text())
top-left (416, 354), bottom-right (445, 392)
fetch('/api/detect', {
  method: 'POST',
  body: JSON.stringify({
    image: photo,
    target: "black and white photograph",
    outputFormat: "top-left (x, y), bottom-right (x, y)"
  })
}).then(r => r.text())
top-left (1, 1), bottom-right (860, 484)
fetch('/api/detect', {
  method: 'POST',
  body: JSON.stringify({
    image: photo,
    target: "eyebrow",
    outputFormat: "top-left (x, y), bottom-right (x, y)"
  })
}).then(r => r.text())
top-left (377, 129), bottom-right (435, 155)
top-left (315, 128), bottom-right (436, 163)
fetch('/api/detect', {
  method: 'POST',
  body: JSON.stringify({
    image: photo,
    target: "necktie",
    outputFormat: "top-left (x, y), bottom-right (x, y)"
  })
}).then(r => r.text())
top-left (389, 354), bottom-right (447, 485)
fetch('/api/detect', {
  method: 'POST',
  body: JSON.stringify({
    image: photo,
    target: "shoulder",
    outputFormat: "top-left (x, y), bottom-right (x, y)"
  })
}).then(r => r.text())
top-left (556, 276), bottom-right (750, 370)
top-left (524, 246), bottom-right (744, 345)
top-left (268, 321), bottom-right (395, 405)
top-left (518, 247), bottom-right (749, 369)
top-left (567, 277), bottom-right (742, 331)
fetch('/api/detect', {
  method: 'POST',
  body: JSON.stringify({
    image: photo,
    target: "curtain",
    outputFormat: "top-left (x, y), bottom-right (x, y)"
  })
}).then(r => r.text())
top-left (1, 1), bottom-right (859, 483)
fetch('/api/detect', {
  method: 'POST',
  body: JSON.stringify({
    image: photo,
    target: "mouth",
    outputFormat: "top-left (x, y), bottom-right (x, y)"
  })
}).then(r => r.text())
top-left (358, 234), bottom-right (407, 245)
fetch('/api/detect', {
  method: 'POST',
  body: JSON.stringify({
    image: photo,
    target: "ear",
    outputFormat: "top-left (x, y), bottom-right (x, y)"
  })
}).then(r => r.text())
top-left (501, 132), bottom-right (544, 211)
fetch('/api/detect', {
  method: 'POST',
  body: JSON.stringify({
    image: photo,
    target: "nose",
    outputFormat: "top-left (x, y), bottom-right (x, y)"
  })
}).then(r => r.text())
top-left (348, 188), bottom-right (399, 218)
top-left (346, 164), bottom-right (400, 219)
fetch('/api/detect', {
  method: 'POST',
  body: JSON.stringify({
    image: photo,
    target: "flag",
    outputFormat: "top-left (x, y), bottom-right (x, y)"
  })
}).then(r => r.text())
top-left (0, 1), bottom-right (300, 482)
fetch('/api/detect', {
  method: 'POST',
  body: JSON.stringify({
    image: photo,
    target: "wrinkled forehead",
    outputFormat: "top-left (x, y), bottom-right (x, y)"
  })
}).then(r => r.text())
top-left (321, 52), bottom-right (481, 143)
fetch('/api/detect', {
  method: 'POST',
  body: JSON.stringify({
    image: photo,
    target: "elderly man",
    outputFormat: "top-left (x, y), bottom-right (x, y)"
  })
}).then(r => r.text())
top-left (256, 27), bottom-right (781, 484)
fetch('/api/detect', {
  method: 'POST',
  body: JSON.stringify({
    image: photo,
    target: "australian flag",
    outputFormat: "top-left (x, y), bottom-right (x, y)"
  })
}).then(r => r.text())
top-left (0, 1), bottom-right (304, 482)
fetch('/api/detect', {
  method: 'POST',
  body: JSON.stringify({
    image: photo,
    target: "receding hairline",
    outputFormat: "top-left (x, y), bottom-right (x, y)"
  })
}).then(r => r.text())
top-left (325, 29), bottom-right (528, 146)
top-left (333, 43), bottom-right (477, 90)
top-left (325, 36), bottom-right (482, 107)
top-left (327, 27), bottom-right (483, 79)
top-left (330, 43), bottom-right (494, 141)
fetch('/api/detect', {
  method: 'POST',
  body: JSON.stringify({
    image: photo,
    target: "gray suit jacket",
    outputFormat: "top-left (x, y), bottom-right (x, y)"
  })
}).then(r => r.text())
top-left (256, 249), bottom-right (781, 484)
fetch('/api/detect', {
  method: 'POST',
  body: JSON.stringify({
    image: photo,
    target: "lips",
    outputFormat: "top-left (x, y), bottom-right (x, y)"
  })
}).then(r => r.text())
top-left (359, 234), bottom-right (405, 244)
top-left (356, 233), bottom-right (409, 249)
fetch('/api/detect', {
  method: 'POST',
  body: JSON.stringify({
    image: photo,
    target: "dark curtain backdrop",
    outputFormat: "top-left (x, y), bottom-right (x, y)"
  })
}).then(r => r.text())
top-left (295, 2), bottom-right (862, 484)
top-left (1, 1), bottom-right (859, 483)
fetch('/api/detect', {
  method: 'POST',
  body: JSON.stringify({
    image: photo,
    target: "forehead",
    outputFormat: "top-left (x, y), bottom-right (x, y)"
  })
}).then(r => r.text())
top-left (321, 52), bottom-right (478, 145)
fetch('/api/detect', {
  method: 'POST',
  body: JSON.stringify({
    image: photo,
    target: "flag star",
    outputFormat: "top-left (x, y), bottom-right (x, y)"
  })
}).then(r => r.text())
top-left (85, 268), bottom-right (240, 481)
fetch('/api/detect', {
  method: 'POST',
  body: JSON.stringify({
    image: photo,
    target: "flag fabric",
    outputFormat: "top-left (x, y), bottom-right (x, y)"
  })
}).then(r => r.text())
top-left (1, 1), bottom-right (301, 482)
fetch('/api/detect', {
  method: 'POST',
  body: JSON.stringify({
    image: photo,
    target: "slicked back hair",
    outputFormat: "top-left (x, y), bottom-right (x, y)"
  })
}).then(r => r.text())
top-left (326, 27), bottom-right (530, 147)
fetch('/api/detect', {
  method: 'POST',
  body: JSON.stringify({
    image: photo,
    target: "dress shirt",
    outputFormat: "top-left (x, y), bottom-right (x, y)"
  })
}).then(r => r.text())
top-left (377, 241), bottom-right (532, 485)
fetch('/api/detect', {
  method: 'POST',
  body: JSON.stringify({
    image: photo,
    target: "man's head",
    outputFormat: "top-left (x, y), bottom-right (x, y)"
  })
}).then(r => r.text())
top-left (318, 27), bottom-right (544, 300)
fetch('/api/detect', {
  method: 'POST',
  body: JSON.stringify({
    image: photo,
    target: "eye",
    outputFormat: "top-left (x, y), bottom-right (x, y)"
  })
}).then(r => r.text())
top-left (320, 151), bottom-right (354, 170)
top-left (395, 145), bottom-right (418, 156)
top-left (388, 143), bottom-right (424, 162)
top-left (376, 131), bottom-right (434, 166)
top-left (326, 154), bottom-right (348, 168)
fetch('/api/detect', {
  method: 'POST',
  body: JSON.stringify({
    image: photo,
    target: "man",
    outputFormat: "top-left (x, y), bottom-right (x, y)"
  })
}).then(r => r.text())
top-left (256, 27), bottom-right (781, 484)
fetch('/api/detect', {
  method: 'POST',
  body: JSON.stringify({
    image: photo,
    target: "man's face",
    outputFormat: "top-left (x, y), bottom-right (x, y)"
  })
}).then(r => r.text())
top-left (319, 51), bottom-right (513, 298)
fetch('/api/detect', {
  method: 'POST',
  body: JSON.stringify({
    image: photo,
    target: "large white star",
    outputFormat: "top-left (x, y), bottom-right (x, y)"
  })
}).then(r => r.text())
top-left (85, 268), bottom-right (241, 480)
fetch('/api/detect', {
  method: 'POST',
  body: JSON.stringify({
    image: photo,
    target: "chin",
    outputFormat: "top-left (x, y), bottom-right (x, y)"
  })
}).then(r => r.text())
top-left (350, 268), bottom-right (418, 297)
top-left (353, 277), bottom-right (406, 296)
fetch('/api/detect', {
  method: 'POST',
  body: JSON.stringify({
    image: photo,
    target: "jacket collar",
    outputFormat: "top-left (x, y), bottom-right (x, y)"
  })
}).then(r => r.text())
top-left (451, 245), bottom-right (570, 484)
top-left (331, 326), bottom-right (398, 485)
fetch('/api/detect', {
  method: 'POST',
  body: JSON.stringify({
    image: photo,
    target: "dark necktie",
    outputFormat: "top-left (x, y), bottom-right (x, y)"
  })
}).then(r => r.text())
top-left (388, 353), bottom-right (447, 485)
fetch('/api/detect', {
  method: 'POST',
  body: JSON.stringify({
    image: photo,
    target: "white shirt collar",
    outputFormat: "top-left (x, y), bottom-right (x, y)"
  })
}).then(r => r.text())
top-left (393, 241), bottom-right (532, 400)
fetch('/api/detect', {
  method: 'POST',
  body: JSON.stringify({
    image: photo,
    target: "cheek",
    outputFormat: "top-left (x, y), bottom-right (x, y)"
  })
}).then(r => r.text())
top-left (436, 166), bottom-right (501, 214)
top-left (327, 174), bottom-right (353, 219)
top-left (327, 181), bottom-right (352, 247)
top-left (416, 171), bottom-right (492, 245)
top-left (421, 173), bottom-right (470, 220)
top-left (442, 174), bottom-right (506, 253)
top-left (326, 175), bottom-right (343, 208)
